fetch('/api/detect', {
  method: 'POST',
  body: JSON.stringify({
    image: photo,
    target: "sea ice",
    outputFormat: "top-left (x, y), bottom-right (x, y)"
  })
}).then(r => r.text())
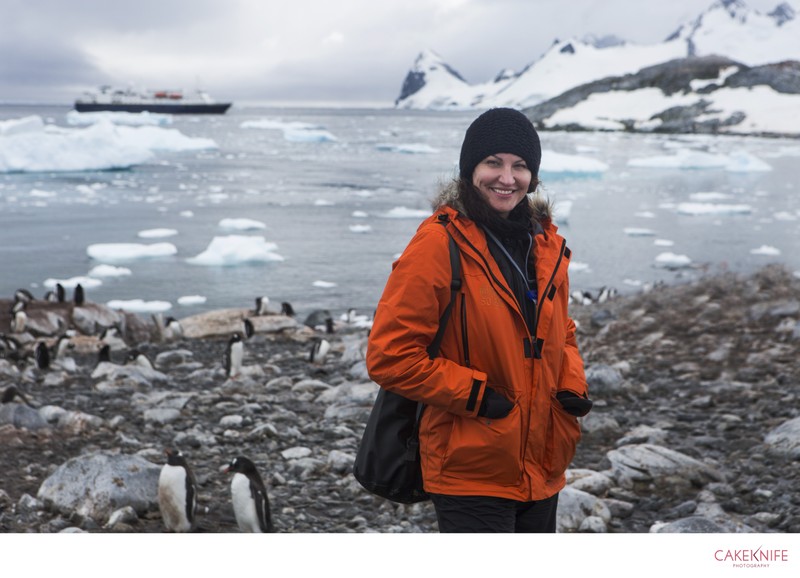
top-left (66, 110), bottom-right (173, 127)
top-left (313, 281), bottom-right (337, 288)
top-left (677, 203), bottom-right (752, 216)
top-left (750, 245), bottom-right (781, 256)
top-left (137, 228), bottom-right (178, 238)
top-left (624, 228), bottom-right (656, 237)
top-left (107, 299), bottom-right (172, 313)
top-left (655, 252), bottom-right (692, 269)
top-left (349, 225), bottom-right (372, 233)
top-left (186, 235), bottom-right (284, 266)
top-left (87, 242), bottom-right (178, 262)
top-left (375, 143), bottom-right (439, 154)
top-left (218, 218), bottom-right (267, 231)
top-left (178, 295), bottom-right (207, 306)
top-left (380, 207), bottom-right (431, 219)
top-left (540, 150), bottom-right (609, 174)
top-left (44, 276), bottom-right (102, 289)
top-left (88, 265), bottom-right (132, 278)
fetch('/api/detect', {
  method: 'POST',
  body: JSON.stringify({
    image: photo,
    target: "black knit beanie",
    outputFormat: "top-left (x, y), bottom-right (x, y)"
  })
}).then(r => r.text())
top-left (459, 108), bottom-right (541, 182)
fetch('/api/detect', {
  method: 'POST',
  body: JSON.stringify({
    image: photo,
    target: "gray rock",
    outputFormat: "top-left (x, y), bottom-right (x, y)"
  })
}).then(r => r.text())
top-left (607, 444), bottom-right (723, 487)
top-left (37, 452), bottom-right (160, 522)
top-left (650, 516), bottom-right (724, 533)
top-left (764, 417), bottom-right (800, 458)
top-left (584, 364), bottom-right (625, 394)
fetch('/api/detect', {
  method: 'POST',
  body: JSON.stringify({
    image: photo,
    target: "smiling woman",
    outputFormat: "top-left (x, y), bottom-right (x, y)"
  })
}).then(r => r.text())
top-left (365, 107), bottom-right (592, 533)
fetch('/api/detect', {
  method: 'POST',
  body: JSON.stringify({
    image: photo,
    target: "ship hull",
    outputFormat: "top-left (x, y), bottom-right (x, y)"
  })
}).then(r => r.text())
top-left (74, 102), bottom-right (232, 114)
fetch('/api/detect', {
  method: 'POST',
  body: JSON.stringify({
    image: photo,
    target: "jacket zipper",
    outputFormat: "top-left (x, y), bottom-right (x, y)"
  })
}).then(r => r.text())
top-left (534, 238), bottom-right (567, 340)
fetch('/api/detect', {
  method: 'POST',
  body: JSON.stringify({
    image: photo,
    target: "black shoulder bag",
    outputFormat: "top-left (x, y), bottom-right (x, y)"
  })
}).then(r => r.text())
top-left (353, 230), bottom-right (462, 504)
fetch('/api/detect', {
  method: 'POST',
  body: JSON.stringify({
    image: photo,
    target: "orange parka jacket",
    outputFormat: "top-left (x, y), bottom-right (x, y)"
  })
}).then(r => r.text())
top-left (366, 190), bottom-right (589, 501)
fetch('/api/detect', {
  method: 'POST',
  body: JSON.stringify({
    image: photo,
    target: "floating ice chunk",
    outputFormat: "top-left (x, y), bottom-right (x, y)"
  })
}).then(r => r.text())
top-left (628, 149), bottom-right (771, 172)
top-left (654, 239), bottom-right (675, 247)
top-left (689, 192), bottom-right (730, 201)
top-left (773, 211), bottom-right (797, 221)
top-left (624, 227), bottom-right (656, 237)
top-left (107, 299), bottom-right (172, 313)
top-left (313, 280), bottom-right (337, 288)
top-left (186, 235), bottom-right (284, 266)
top-left (375, 143), bottom-right (439, 154)
top-left (241, 119), bottom-right (336, 142)
top-left (654, 252), bottom-right (692, 269)
top-left (677, 203), bottom-right (752, 215)
top-left (29, 188), bottom-right (56, 198)
top-left (635, 211), bottom-right (656, 218)
top-left (284, 129), bottom-right (337, 142)
top-left (178, 295), bottom-right (207, 306)
top-left (750, 245), bottom-right (781, 256)
top-left (138, 228), bottom-right (178, 238)
top-left (726, 152), bottom-right (772, 173)
top-left (88, 265), bottom-right (132, 278)
top-left (380, 207), bottom-right (431, 219)
top-left (66, 110), bottom-right (173, 127)
top-left (352, 211), bottom-right (369, 218)
top-left (0, 115), bottom-right (45, 136)
top-left (314, 199), bottom-right (335, 206)
top-left (569, 261), bottom-right (591, 272)
top-left (218, 218), bottom-right (267, 231)
top-left (180, 210), bottom-right (194, 218)
top-left (541, 150), bottom-right (608, 174)
top-left (349, 224), bottom-right (372, 233)
top-left (44, 276), bottom-right (102, 289)
top-left (87, 242), bottom-right (178, 262)
top-left (0, 115), bottom-right (216, 173)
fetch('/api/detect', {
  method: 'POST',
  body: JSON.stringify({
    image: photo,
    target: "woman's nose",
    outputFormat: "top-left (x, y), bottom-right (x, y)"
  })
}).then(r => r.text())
top-left (498, 165), bottom-right (515, 184)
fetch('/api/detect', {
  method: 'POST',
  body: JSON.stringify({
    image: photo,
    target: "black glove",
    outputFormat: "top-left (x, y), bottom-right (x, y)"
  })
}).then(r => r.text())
top-left (478, 387), bottom-right (513, 419)
top-left (556, 391), bottom-right (593, 417)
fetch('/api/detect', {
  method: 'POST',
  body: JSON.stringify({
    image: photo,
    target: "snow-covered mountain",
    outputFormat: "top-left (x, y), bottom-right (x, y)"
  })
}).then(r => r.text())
top-left (396, 0), bottom-right (800, 111)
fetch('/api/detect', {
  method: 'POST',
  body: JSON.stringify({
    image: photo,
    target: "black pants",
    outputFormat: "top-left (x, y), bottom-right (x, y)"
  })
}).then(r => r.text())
top-left (430, 493), bottom-right (558, 533)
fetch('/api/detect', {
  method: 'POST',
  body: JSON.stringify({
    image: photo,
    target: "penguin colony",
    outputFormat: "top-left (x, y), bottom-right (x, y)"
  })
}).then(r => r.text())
top-left (1, 286), bottom-right (377, 532)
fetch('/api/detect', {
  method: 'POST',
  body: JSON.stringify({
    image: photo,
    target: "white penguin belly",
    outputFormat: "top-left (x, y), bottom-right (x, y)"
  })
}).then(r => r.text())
top-left (158, 464), bottom-right (192, 532)
top-left (231, 473), bottom-right (262, 533)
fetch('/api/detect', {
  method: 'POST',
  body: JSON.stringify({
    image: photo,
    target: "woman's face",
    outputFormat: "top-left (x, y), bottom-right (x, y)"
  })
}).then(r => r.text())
top-left (471, 153), bottom-right (532, 218)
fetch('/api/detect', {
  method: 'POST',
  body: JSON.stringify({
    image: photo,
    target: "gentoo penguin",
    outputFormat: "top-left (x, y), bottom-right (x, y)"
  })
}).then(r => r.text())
top-left (280, 302), bottom-right (295, 317)
top-left (158, 448), bottom-right (197, 533)
top-left (100, 325), bottom-right (127, 350)
top-left (309, 337), bottom-right (331, 365)
top-left (225, 456), bottom-right (274, 533)
top-left (253, 296), bottom-right (270, 316)
top-left (596, 286), bottom-right (618, 304)
top-left (127, 349), bottom-right (154, 370)
top-left (44, 283), bottom-right (65, 303)
top-left (163, 317), bottom-right (183, 341)
top-left (14, 288), bottom-right (35, 305)
top-left (97, 343), bottom-right (112, 365)
top-left (224, 333), bottom-right (244, 378)
top-left (73, 284), bottom-right (85, 306)
top-left (243, 318), bottom-right (255, 339)
top-left (34, 341), bottom-right (50, 370)
top-left (10, 307), bottom-right (27, 334)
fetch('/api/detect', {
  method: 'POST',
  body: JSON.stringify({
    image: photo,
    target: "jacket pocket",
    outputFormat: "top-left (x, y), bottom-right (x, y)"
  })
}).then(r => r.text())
top-left (440, 405), bottom-right (522, 486)
top-left (544, 399), bottom-right (582, 481)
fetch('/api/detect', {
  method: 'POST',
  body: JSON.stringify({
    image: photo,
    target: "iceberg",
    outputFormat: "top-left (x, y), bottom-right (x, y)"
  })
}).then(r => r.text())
top-left (87, 242), bottom-right (178, 262)
top-left (186, 235), bottom-right (284, 266)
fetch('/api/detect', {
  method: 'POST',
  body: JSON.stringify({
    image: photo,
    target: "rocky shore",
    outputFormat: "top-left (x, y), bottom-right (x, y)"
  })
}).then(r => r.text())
top-left (1, 264), bottom-right (798, 533)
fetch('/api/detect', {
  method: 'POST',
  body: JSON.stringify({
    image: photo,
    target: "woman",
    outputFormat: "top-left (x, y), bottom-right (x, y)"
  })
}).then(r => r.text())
top-left (366, 107), bottom-right (592, 533)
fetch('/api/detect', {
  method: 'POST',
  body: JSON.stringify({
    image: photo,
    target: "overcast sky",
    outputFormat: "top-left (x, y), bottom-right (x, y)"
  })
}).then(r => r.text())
top-left (0, 0), bottom-right (792, 106)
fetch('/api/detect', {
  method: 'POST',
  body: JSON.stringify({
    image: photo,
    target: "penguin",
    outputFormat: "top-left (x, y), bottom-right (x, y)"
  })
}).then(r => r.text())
top-left (225, 456), bottom-right (274, 533)
top-left (55, 335), bottom-right (74, 360)
top-left (596, 286), bottom-right (618, 304)
top-left (243, 318), bottom-right (255, 340)
top-left (224, 333), bottom-right (244, 378)
top-left (280, 302), bottom-right (295, 317)
top-left (14, 288), bottom-right (35, 305)
top-left (10, 307), bottom-right (27, 334)
top-left (253, 296), bottom-right (270, 316)
top-left (308, 337), bottom-right (331, 365)
top-left (44, 283), bottom-right (65, 303)
top-left (97, 343), bottom-right (112, 365)
top-left (0, 333), bottom-right (22, 362)
top-left (127, 349), bottom-right (154, 370)
top-left (569, 290), bottom-right (593, 306)
top-left (2, 385), bottom-right (34, 406)
top-left (100, 324), bottom-right (127, 350)
top-left (73, 284), bottom-right (85, 306)
top-left (34, 341), bottom-right (50, 370)
top-left (163, 317), bottom-right (183, 341)
top-left (158, 448), bottom-right (197, 533)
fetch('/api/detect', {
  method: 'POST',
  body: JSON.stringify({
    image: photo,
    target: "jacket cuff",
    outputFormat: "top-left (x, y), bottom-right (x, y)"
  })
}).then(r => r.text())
top-left (465, 372), bottom-right (487, 416)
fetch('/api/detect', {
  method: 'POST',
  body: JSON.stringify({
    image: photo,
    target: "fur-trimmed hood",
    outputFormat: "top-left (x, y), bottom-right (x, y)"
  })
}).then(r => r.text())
top-left (432, 179), bottom-right (553, 226)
